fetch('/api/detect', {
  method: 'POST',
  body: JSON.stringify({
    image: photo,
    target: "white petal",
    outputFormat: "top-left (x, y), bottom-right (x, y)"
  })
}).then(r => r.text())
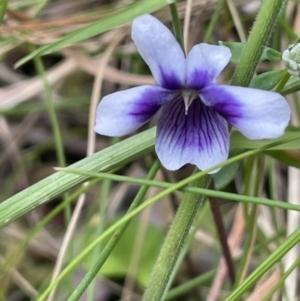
top-left (156, 94), bottom-right (229, 172)
top-left (94, 85), bottom-right (174, 136)
top-left (186, 44), bottom-right (231, 89)
top-left (132, 14), bottom-right (185, 90)
top-left (201, 85), bottom-right (291, 139)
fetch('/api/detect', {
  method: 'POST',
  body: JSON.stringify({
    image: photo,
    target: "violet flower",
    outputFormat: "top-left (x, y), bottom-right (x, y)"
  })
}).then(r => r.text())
top-left (94, 14), bottom-right (290, 172)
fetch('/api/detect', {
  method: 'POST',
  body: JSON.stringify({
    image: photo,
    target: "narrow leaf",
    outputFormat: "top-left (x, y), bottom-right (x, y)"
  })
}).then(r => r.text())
top-left (250, 69), bottom-right (286, 90)
top-left (0, 0), bottom-right (7, 23)
top-left (15, 0), bottom-right (168, 67)
top-left (0, 128), bottom-right (155, 229)
top-left (230, 129), bottom-right (300, 151)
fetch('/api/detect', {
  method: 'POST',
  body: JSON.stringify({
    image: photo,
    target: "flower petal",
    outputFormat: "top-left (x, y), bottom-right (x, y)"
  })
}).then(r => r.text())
top-left (132, 14), bottom-right (185, 90)
top-left (156, 95), bottom-right (229, 172)
top-left (200, 85), bottom-right (291, 139)
top-left (186, 44), bottom-right (231, 90)
top-left (94, 85), bottom-right (174, 136)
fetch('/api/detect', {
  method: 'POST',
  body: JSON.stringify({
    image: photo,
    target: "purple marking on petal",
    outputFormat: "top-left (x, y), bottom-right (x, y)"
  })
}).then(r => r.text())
top-left (132, 15), bottom-right (186, 90)
top-left (188, 69), bottom-right (213, 90)
top-left (128, 89), bottom-right (164, 122)
top-left (186, 44), bottom-right (232, 90)
top-left (201, 85), bottom-right (291, 140)
top-left (201, 86), bottom-right (244, 122)
top-left (156, 94), bottom-right (229, 172)
top-left (159, 66), bottom-right (183, 90)
top-left (94, 85), bottom-right (174, 137)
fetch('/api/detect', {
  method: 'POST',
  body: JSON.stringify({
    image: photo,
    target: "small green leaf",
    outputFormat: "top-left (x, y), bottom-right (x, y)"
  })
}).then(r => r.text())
top-left (219, 41), bottom-right (244, 64)
top-left (15, 0), bottom-right (168, 68)
top-left (230, 128), bottom-right (300, 150)
top-left (266, 150), bottom-right (300, 169)
top-left (263, 47), bottom-right (282, 62)
top-left (281, 76), bottom-right (300, 95)
top-left (0, 128), bottom-right (155, 229)
top-left (250, 69), bottom-right (287, 90)
top-left (213, 161), bottom-right (240, 190)
top-left (219, 41), bottom-right (282, 64)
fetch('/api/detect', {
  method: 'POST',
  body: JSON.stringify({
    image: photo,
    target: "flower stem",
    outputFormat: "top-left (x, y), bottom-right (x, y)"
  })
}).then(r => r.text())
top-left (169, 2), bottom-right (184, 51)
top-left (142, 174), bottom-right (211, 301)
top-left (231, 0), bottom-right (287, 87)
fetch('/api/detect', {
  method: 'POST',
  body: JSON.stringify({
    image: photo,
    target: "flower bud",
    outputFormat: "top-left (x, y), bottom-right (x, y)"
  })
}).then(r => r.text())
top-left (282, 43), bottom-right (300, 76)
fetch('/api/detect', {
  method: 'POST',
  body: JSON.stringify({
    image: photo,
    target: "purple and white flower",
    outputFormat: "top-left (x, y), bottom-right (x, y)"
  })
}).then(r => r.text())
top-left (94, 14), bottom-right (290, 172)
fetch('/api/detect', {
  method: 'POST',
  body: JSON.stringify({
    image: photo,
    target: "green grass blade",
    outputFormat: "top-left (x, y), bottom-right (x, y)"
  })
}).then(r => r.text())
top-left (0, 128), bottom-right (155, 229)
top-left (225, 227), bottom-right (300, 301)
top-left (15, 0), bottom-right (169, 68)
top-left (67, 161), bottom-right (161, 301)
top-left (0, 0), bottom-right (7, 23)
top-left (35, 132), bottom-right (300, 301)
top-left (56, 169), bottom-right (300, 212)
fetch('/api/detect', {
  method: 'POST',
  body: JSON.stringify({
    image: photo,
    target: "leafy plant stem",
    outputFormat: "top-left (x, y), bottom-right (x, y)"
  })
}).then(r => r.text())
top-left (231, 0), bottom-right (286, 86)
top-left (67, 161), bottom-right (161, 301)
top-left (141, 174), bottom-right (211, 301)
top-left (144, 1), bottom-right (287, 299)
top-left (164, 202), bottom-right (210, 292)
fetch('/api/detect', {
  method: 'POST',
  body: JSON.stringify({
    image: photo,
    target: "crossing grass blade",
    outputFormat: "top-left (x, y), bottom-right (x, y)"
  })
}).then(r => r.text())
top-left (0, 128), bottom-right (155, 229)
top-left (15, 0), bottom-right (169, 68)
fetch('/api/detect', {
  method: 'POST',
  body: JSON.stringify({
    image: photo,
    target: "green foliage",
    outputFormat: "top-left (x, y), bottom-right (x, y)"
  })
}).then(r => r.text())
top-left (0, 128), bottom-right (155, 229)
top-left (0, 0), bottom-right (7, 23)
top-left (219, 41), bottom-right (282, 64)
top-left (213, 161), bottom-right (240, 190)
top-left (281, 76), bottom-right (300, 95)
top-left (230, 128), bottom-right (300, 150)
top-left (15, 0), bottom-right (169, 67)
top-left (95, 217), bottom-right (164, 287)
top-left (2, 0), bottom-right (300, 301)
top-left (250, 69), bottom-right (287, 90)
